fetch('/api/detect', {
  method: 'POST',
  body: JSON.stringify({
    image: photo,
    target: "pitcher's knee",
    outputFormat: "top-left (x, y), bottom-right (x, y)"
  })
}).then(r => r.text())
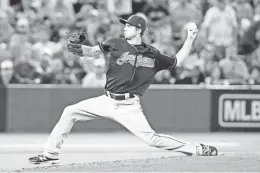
top-left (60, 105), bottom-right (77, 120)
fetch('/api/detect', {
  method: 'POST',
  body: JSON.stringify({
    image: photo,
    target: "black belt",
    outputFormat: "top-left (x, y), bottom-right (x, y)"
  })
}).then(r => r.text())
top-left (105, 91), bottom-right (135, 100)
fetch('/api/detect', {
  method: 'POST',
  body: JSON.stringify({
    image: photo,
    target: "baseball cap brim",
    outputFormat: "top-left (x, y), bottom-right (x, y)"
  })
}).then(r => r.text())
top-left (119, 18), bottom-right (139, 28)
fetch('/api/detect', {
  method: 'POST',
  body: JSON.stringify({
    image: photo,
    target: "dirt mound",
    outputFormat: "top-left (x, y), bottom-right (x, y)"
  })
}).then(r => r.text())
top-left (18, 154), bottom-right (260, 172)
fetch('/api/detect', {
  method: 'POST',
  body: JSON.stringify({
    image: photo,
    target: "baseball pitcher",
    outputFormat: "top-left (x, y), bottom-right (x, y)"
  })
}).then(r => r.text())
top-left (29, 14), bottom-right (218, 164)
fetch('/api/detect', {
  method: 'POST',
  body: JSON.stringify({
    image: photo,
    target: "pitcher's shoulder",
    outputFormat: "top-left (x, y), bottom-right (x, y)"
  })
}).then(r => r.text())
top-left (100, 37), bottom-right (127, 52)
top-left (103, 37), bottom-right (126, 45)
top-left (142, 42), bottom-right (160, 54)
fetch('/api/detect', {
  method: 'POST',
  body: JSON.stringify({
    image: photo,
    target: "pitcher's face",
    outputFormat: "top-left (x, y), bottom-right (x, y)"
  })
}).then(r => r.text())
top-left (124, 24), bottom-right (140, 40)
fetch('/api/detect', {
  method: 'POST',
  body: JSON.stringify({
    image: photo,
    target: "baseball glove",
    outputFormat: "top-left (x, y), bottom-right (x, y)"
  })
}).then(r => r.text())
top-left (67, 29), bottom-right (87, 56)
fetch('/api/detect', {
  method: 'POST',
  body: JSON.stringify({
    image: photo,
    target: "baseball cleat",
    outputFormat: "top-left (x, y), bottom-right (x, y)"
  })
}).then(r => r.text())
top-left (28, 154), bottom-right (60, 165)
top-left (197, 143), bottom-right (218, 156)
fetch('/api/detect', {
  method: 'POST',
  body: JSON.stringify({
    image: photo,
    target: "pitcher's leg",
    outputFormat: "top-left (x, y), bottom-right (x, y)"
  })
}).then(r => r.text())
top-left (43, 104), bottom-right (99, 158)
top-left (145, 133), bottom-right (218, 156)
top-left (118, 113), bottom-right (217, 155)
top-left (113, 99), bottom-right (217, 156)
top-left (29, 95), bottom-right (112, 164)
top-left (141, 132), bottom-right (199, 156)
top-left (114, 112), bottom-right (196, 154)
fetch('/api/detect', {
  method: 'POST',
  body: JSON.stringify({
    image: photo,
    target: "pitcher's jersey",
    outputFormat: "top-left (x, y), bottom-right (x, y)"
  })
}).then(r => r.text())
top-left (99, 38), bottom-right (177, 96)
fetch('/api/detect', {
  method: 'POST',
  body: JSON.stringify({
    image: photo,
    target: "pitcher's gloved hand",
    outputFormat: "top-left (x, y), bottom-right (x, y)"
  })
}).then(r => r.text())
top-left (67, 43), bottom-right (83, 56)
top-left (67, 29), bottom-right (87, 56)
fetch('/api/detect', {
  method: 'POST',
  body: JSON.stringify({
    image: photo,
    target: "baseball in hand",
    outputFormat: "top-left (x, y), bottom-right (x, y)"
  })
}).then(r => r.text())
top-left (186, 22), bottom-right (198, 41)
top-left (187, 22), bottom-right (197, 31)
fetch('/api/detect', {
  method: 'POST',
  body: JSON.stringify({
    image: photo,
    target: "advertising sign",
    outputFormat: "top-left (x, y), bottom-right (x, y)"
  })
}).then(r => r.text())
top-left (218, 94), bottom-right (260, 128)
top-left (211, 90), bottom-right (260, 131)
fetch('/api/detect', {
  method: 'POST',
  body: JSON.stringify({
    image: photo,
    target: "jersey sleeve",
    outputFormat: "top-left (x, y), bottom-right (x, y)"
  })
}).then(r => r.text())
top-left (156, 52), bottom-right (177, 71)
top-left (99, 37), bottom-right (118, 53)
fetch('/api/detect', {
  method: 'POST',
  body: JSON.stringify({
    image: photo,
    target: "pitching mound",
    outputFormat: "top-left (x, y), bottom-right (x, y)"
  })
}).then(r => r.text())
top-left (18, 154), bottom-right (260, 172)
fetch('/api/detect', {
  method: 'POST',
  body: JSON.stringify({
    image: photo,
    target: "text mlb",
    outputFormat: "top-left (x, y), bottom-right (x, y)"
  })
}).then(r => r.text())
top-left (219, 94), bottom-right (260, 122)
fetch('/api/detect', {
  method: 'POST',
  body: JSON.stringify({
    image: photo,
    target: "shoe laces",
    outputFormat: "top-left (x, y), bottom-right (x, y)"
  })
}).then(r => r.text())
top-left (202, 145), bottom-right (212, 156)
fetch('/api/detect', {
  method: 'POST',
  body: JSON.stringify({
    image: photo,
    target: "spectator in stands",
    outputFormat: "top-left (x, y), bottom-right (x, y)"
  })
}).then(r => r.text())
top-left (200, 0), bottom-right (212, 16)
top-left (82, 58), bottom-right (106, 88)
top-left (254, 0), bottom-right (260, 20)
top-left (201, 0), bottom-right (238, 60)
top-left (49, 27), bottom-right (67, 53)
top-left (0, 11), bottom-right (13, 61)
top-left (73, 0), bottom-right (85, 14)
top-left (0, 60), bottom-right (19, 85)
top-left (169, 0), bottom-right (203, 44)
top-left (232, 0), bottom-right (254, 23)
top-left (50, 58), bottom-right (70, 84)
top-left (203, 59), bottom-right (215, 79)
top-left (239, 18), bottom-right (252, 40)
top-left (9, 17), bottom-right (31, 47)
top-left (108, 21), bottom-right (124, 40)
top-left (142, 0), bottom-right (170, 27)
top-left (204, 62), bottom-right (227, 85)
top-left (182, 45), bottom-right (203, 74)
top-left (16, 17), bottom-right (30, 35)
top-left (37, 50), bottom-right (53, 84)
top-left (75, 4), bottom-right (102, 45)
top-left (248, 66), bottom-right (260, 84)
top-left (38, 0), bottom-right (54, 21)
top-left (250, 45), bottom-right (260, 68)
top-left (107, 0), bottom-right (133, 19)
top-left (171, 66), bottom-right (188, 84)
top-left (52, 0), bottom-right (75, 27)
top-left (31, 27), bottom-right (56, 60)
top-left (47, 52), bottom-right (80, 84)
top-left (0, 43), bottom-right (12, 62)
top-left (152, 69), bottom-right (173, 84)
top-left (188, 65), bottom-right (205, 85)
top-left (9, 17), bottom-right (31, 51)
top-left (9, 33), bottom-right (32, 62)
top-left (232, 0), bottom-right (253, 41)
top-left (9, 0), bottom-right (23, 17)
top-left (132, 0), bottom-right (147, 14)
top-left (152, 21), bottom-right (176, 56)
top-left (13, 46), bottom-right (41, 84)
top-left (0, 10), bottom-right (14, 44)
top-left (238, 20), bottom-right (260, 69)
top-left (19, 0), bottom-right (39, 24)
top-left (199, 44), bottom-right (218, 77)
top-left (63, 67), bottom-right (80, 84)
top-left (62, 50), bottom-right (85, 84)
top-left (219, 45), bottom-right (250, 85)
top-left (173, 65), bottom-right (204, 85)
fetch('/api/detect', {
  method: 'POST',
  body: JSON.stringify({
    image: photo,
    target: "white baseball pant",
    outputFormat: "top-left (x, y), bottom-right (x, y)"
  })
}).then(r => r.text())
top-left (43, 94), bottom-right (199, 158)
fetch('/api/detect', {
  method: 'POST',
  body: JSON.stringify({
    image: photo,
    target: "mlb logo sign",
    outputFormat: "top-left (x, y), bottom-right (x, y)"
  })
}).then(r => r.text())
top-left (218, 94), bottom-right (260, 128)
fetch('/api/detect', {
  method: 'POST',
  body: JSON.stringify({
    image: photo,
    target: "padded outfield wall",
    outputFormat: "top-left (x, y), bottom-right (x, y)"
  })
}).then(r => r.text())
top-left (0, 85), bottom-right (259, 133)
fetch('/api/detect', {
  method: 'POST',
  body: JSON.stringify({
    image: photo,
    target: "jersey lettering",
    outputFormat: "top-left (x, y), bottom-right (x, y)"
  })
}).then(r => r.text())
top-left (116, 52), bottom-right (155, 68)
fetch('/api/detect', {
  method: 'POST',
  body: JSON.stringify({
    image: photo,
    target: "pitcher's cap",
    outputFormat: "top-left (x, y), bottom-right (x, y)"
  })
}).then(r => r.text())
top-left (119, 15), bottom-right (147, 33)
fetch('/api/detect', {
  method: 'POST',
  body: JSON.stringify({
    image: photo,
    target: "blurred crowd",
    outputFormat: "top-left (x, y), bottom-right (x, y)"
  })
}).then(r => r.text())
top-left (1, 0), bottom-right (260, 87)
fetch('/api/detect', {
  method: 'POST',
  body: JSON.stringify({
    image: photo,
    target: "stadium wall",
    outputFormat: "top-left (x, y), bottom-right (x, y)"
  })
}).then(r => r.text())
top-left (3, 85), bottom-right (260, 133)
top-left (4, 85), bottom-right (211, 133)
top-left (0, 86), bottom-right (7, 132)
